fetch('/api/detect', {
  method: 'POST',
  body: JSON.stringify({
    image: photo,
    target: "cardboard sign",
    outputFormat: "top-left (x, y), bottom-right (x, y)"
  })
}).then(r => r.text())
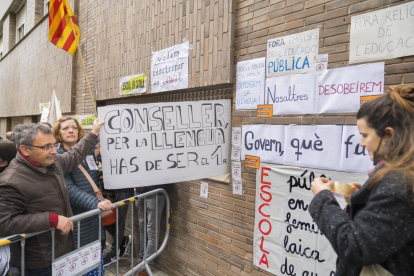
top-left (340, 125), bottom-right (373, 174)
top-left (254, 164), bottom-right (368, 275)
top-left (151, 42), bottom-right (189, 93)
top-left (120, 73), bottom-right (147, 95)
top-left (267, 29), bottom-right (319, 77)
top-left (317, 62), bottom-right (384, 113)
top-left (236, 57), bottom-right (266, 109)
top-left (245, 155), bottom-right (260, 169)
top-left (264, 73), bottom-right (316, 115)
top-left (350, 2), bottom-right (414, 64)
top-left (284, 125), bottom-right (342, 170)
top-left (257, 105), bottom-right (273, 117)
top-left (241, 125), bottom-right (285, 164)
top-left (98, 100), bottom-right (231, 189)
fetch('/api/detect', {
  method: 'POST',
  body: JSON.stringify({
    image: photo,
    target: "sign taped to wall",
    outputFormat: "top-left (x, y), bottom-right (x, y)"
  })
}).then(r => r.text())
top-left (98, 100), bottom-right (231, 189)
top-left (236, 57), bottom-right (266, 109)
top-left (349, 1), bottom-right (414, 64)
top-left (151, 42), bottom-right (189, 93)
top-left (253, 163), bottom-right (368, 275)
top-left (120, 73), bottom-right (147, 95)
top-left (267, 29), bottom-right (319, 77)
top-left (316, 62), bottom-right (384, 113)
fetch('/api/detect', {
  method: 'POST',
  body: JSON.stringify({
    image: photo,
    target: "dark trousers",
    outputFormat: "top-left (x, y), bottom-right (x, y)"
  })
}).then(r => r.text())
top-left (104, 188), bottom-right (134, 254)
top-left (26, 266), bottom-right (51, 276)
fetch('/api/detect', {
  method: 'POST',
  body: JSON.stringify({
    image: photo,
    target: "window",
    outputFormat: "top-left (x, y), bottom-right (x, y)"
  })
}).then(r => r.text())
top-left (16, 4), bottom-right (26, 43)
top-left (18, 25), bottom-right (25, 42)
top-left (44, 0), bottom-right (50, 16)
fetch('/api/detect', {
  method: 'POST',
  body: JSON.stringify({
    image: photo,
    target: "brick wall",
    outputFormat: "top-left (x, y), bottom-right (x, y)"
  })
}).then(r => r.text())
top-left (151, 1), bottom-right (414, 276)
top-left (93, 0), bottom-right (235, 101)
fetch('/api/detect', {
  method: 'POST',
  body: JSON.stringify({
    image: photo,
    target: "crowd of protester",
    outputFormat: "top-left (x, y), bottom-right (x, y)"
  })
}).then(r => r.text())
top-left (1, 85), bottom-right (414, 276)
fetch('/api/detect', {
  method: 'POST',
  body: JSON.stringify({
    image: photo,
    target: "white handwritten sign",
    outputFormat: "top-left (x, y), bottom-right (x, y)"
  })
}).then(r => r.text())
top-left (151, 42), bottom-right (189, 93)
top-left (264, 73), bottom-right (316, 115)
top-left (236, 57), bottom-right (266, 109)
top-left (340, 125), bottom-right (373, 174)
top-left (267, 29), bottom-right (319, 77)
top-left (254, 164), bottom-right (368, 275)
top-left (317, 62), bottom-right (384, 113)
top-left (98, 100), bottom-right (231, 189)
top-left (350, 2), bottom-right (414, 64)
top-left (120, 73), bottom-right (147, 95)
top-left (284, 125), bottom-right (342, 170)
top-left (241, 125), bottom-right (285, 164)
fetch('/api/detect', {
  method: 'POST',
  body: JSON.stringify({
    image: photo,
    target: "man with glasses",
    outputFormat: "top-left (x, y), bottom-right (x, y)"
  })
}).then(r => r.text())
top-left (0, 119), bottom-right (105, 276)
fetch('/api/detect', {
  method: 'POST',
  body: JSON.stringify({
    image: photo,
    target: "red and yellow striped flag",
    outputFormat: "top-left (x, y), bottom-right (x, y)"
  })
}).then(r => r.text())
top-left (48, 0), bottom-right (80, 55)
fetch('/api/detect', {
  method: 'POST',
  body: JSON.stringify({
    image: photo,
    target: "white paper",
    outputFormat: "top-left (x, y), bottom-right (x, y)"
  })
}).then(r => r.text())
top-left (236, 58), bottom-right (266, 109)
top-left (241, 125), bottom-right (285, 164)
top-left (350, 2), bottom-right (414, 64)
top-left (98, 100), bottom-right (231, 189)
top-left (85, 155), bottom-right (99, 171)
top-left (200, 182), bottom-right (209, 198)
top-left (264, 73), bottom-right (316, 115)
top-left (231, 145), bottom-right (241, 161)
top-left (267, 29), bottom-right (319, 77)
top-left (52, 242), bottom-right (101, 276)
top-left (151, 42), bottom-right (189, 93)
top-left (233, 179), bottom-right (243, 195)
top-left (232, 161), bottom-right (242, 181)
top-left (314, 54), bottom-right (328, 74)
top-left (340, 125), bottom-right (373, 174)
top-left (232, 127), bottom-right (242, 146)
top-left (284, 125), bottom-right (342, 170)
top-left (253, 164), bottom-right (368, 275)
top-left (120, 73), bottom-right (147, 95)
top-left (317, 62), bottom-right (384, 113)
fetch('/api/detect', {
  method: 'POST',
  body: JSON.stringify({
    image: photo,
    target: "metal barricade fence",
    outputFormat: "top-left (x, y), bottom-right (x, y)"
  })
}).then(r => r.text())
top-left (0, 188), bottom-right (171, 276)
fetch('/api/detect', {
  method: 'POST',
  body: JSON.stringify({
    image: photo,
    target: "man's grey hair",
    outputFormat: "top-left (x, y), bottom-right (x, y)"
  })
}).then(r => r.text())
top-left (16, 124), bottom-right (53, 149)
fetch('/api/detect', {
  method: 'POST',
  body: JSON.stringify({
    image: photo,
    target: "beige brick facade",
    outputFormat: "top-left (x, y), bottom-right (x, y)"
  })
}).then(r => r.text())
top-left (1, 0), bottom-right (414, 275)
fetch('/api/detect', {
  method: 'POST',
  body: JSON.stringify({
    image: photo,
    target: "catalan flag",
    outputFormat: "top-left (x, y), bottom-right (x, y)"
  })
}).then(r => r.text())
top-left (48, 0), bottom-right (80, 55)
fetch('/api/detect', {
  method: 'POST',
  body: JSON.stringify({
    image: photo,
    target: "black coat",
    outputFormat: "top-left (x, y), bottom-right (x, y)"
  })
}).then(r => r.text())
top-left (309, 170), bottom-right (414, 276)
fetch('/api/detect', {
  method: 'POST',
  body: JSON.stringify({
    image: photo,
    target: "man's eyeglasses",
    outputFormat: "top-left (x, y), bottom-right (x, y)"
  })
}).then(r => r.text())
top-left (26, 143), bottom-right (60, 152)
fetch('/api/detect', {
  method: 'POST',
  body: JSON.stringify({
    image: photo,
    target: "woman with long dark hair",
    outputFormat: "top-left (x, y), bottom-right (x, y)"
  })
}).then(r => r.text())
top-left (309, 85), bottom-right (414, 275)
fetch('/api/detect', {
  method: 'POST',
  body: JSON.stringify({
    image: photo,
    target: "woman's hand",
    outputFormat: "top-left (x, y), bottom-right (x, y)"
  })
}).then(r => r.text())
top-left (349, 182), bottom-right (361, 192)
top-left (91, 118), bottom-right (105, 137)
top-left (311, 177), bottom-right (333, 196)
top-left (97, 199), bottom-right (115, 211)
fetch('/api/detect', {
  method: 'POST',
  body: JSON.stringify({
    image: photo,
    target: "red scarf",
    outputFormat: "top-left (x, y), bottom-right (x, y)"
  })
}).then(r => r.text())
top-left (19, 151), bottom-right (42, 167)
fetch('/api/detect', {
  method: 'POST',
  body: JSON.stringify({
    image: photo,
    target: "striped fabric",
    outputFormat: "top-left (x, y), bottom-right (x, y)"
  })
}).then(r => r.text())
top-left (48, 0), bottom-right (80, 55)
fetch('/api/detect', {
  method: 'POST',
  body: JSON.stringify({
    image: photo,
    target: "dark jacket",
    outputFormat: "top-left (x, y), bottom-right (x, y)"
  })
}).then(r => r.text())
top-left (0, 133), bottom-right (98, 269)
top-left (57, 147), bottom-right (104, 247)
top-left (309, 170), bottom-right (414, 276)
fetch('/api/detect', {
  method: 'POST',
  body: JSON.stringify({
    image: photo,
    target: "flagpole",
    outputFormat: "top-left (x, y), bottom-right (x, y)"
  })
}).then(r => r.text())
top-left (69, 17), bottom-right (98, 118)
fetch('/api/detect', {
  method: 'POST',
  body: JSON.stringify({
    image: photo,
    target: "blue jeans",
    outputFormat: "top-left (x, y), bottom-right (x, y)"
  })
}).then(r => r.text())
top-left (137, 194), bottom-right (165, 262)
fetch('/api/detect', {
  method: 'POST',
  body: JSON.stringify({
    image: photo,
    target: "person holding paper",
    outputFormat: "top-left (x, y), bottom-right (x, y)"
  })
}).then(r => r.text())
top-left (54, 117), bottom-right (115, 275)
top-left (309, 85), bottom-right (414, 276)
